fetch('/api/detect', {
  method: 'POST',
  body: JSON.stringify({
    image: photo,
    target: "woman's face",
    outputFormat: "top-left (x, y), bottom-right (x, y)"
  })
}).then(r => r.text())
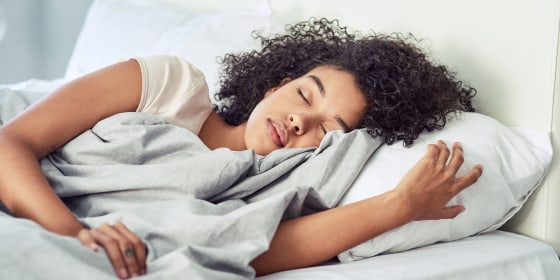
top-left (244, 65), bottom-right (367, 155)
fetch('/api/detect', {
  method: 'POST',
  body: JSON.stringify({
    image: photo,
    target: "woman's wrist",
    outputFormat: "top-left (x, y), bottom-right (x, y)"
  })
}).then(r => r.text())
top-left (375, 189), bottom-right (415, 226)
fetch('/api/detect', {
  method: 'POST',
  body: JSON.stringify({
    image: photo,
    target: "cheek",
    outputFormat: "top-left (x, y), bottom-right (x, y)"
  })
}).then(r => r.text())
top-left (246, 96), bottom-right (275, 124)
top-left (245, 105), bottom-right (262, 125)
top-left (243, 118), bottom-right (275, 155)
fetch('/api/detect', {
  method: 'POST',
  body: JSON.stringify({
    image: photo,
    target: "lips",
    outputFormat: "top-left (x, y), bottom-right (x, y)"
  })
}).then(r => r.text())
top-left (267, 119), bottom-right (287, 147)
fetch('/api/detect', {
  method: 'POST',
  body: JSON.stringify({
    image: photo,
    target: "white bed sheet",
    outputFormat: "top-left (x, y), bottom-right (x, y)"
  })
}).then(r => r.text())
top-left (258, 231), bottom-right (560, 280)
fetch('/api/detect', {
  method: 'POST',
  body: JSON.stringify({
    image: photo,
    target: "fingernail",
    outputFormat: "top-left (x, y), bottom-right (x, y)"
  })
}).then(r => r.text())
top-left (131, 272), bottom-right (139, 277)
top-left (89, 243), bottom-right (98, 252)
top-left (119, 268), bottom-right (128, 279)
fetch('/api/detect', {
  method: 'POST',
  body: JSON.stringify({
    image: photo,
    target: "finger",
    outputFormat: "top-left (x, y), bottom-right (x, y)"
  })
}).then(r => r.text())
top-left (99, 224), bottom-right (141, 278)
top-left (446, 142), bottom-right (465, 173)
top-left (114, 223), bottom-right (147, 275)
top-left (435, 140), bottom-right (450, 167)
top-left (91, 227), bottom-right (129, 279)
top-left (76, 228), bottom-right (99, 252)
top-left (424, 143), bottom-right (440, 162)
top-left (441, 205), bottom-right (466, 219)
top-left (453, 164), bottom-right (484, 193)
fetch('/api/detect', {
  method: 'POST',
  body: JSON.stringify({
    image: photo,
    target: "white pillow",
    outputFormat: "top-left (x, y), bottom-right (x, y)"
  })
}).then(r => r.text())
top-left (65, 0), bottom-right (272, 96)
top-left (338, 112), bottom-right (552, 262)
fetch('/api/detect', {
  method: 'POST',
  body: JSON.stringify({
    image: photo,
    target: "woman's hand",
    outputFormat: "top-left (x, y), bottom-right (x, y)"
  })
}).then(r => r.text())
top-left (395, 140), bottom-right (483, 221)
top-left (76, 223), bottom-right (147, 279)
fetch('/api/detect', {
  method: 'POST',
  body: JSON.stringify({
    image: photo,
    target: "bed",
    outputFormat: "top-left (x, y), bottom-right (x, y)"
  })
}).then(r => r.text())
top-left (1, 0), bottom-right (559, 279)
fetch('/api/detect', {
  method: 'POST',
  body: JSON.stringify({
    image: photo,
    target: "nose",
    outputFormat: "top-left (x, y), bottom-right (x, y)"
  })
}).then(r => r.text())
top-left (289, 113), bottom-right (309, 136)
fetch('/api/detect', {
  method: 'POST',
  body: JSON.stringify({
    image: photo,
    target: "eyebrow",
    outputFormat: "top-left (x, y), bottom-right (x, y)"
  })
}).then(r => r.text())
top-left (308, 75), bottom-right (325, 96)
top-left (308, 74), bottom-right (351, 133)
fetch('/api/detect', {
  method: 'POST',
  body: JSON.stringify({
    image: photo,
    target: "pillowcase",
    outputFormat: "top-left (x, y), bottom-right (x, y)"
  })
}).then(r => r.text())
top-left (338, 112), bottom-right (552, 262)
top-left (64, 0), bottom-right (272, 97)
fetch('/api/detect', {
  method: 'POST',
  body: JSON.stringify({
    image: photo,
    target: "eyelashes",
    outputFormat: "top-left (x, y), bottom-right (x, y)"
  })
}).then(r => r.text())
top-left (297, 88), bottom-right (311, 105)
top-left (320, 124), bottom-right (327, 134)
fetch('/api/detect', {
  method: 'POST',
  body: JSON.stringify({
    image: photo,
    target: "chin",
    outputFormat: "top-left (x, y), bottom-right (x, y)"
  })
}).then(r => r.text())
top-left (254, 149), bottom-right (271, 156)
top-left (252, 144), bottom-right (276, 156)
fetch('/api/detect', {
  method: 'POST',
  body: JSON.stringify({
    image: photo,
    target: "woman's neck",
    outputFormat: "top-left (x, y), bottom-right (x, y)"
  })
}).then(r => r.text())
top-left (198, 111), bottom-right (246, 151)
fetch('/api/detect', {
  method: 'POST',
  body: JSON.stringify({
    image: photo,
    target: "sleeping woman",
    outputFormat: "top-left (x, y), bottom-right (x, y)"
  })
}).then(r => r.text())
top-left (0, 18), bottom-right (482, 278)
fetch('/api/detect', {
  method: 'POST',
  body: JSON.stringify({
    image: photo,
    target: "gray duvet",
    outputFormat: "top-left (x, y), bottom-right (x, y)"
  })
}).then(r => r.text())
top-left (0, 88), bottom-right (380, 279)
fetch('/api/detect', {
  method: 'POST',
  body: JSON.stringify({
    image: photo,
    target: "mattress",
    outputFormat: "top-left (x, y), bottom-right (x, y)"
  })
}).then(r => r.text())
top-left (258, 231), bottom-right (560, 280)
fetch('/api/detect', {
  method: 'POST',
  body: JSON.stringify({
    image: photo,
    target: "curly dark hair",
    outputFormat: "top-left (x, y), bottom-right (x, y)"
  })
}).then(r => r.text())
top-left (214, 18), bottom-right (476, 146)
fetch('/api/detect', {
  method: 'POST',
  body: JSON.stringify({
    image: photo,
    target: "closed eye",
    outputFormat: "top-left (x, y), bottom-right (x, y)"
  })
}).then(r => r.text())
top-left (320, 124), bottom-right (327, 135)
top-left (297, 88), bottom-right (311, 105)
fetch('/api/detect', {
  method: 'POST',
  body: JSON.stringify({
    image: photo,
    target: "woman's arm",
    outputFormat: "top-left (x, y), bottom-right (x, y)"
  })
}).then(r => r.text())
top-left (0, 59), bottom-right (145, 277)
top-left (252, 141), bottom-right (483, 275)
top-left (0, 59), bottom-right (141, 234)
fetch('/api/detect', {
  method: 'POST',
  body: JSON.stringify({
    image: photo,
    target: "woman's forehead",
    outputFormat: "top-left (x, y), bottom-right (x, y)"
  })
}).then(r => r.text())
top-left (306, 64), bottom-right (346, 75)
top-left (302, 65), bottom-right (361, 95)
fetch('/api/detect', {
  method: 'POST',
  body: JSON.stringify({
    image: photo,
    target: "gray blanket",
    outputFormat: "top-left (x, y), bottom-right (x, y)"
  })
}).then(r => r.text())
top-left (0, 88), bottom-right (380, 279)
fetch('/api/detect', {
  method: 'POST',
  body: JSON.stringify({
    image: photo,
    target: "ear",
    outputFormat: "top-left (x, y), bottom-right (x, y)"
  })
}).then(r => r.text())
top-left (264, 77), bottom-right (292, 97)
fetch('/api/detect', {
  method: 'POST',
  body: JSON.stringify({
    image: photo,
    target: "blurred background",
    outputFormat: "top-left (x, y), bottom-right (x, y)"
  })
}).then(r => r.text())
top-left (0, 0), bottom-right (92, 84)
